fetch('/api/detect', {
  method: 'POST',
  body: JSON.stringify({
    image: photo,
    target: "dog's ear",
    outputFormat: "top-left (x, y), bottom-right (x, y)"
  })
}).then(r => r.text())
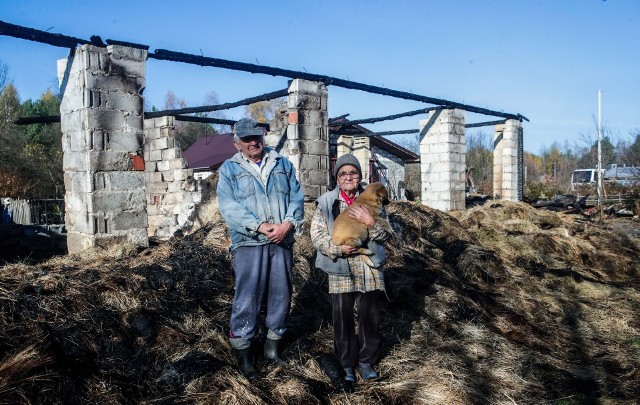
top-left (376, 185), bottom-right (390, 205)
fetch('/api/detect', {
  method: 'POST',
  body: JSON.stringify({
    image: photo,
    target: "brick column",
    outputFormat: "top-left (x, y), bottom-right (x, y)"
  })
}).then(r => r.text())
top-left (143, 116), bottom-right (202, 239)
top-left (58, 45), bottom-right (148, 253)
top-left (287, 79), bottom-right (329, 200)
top-left (493, 119), bottom-right (521, 201)
top-left (419, 108), bottom-right (466, 211)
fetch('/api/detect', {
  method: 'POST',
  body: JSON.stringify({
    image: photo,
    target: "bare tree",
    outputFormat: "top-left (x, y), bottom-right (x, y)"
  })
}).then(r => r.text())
top-left (162, 91), bottom-right (221, 150)
top-left (466, 130), bottom-right (493, 194)
top-left (244, 98), bottom-right (286, 123)
top-left (395, 134), bottom-right (420, 200)
top-left (0, 60), bottom-right (9, 91)
top-left (203, 91), bottom-right (227, 134)
top-left (396, 133), bottom-right (419, 154)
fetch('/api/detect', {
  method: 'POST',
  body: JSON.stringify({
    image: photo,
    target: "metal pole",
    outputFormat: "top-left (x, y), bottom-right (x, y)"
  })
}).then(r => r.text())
top-left (597, 90), bottom-right (603, 223)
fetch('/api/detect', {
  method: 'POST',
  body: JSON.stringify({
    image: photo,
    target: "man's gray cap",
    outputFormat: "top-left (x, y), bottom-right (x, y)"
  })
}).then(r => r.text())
top-left (334, 154), bottom-right (362, 178)
top-left (233, 118), bottom-right (264, 138)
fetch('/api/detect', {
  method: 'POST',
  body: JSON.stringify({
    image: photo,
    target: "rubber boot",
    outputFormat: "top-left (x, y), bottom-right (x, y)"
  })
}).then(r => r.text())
top-left (233, 348), bottom-right (259, 380)
top-left (264, 338), bottom-right (286, 365)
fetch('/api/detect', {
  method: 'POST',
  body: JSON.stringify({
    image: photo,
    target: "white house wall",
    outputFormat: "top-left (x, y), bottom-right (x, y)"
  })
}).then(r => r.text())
top-left (374, 149), bottom-right (406, 200)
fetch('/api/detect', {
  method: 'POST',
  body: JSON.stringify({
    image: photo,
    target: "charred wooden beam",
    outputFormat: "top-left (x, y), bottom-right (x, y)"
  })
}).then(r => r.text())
top-left (174, 115), bottom-right (269, 128)
top-left (465, 119), bottom-right (508, 128)
top-left (369, 129), bottom-right (419, 136)
top-left (151, 48), bottom-right (331, 80)
top-left (347, 106), bottom-right (448, 125)
top-left (14, 114), bottom-right (270, 129)
top-left (330, 128), bottom-right (419, 136)
top-left (0, 20), bottom-right (89, 48)
top-left (328, 113), bottom-right (350, 123)
top-left (330, 128), bottom-right (367, 135)
top-left (105, 39), bottom-right (149, 50)
top-left (175, 116), bottom-right (235, 126)
top-left (149, 49), bottom-right (528, 121)
top-left (90, 35), bottom-right (106, 47)
top-left (14, 116), bottom-right (61, 125)
top-left (145, 89), bottom-right (288, 118)
top-left (1, 20), bottom-right (529, 122)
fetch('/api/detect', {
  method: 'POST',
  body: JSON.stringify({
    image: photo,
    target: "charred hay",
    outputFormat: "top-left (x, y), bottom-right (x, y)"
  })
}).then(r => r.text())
top-left (0, 201), bottom-right (639, 404)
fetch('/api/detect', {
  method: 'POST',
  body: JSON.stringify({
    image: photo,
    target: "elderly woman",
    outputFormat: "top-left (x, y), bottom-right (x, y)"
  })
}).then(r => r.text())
top-left (310, 154), bottom-right (390, 387)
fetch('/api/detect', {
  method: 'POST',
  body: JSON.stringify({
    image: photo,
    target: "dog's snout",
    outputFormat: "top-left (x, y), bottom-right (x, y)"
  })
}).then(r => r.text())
top-left (382, 197), bottom-right (390, 205)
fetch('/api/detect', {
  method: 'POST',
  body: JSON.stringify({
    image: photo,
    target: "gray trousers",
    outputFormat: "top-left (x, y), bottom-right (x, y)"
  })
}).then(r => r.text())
top-left (229, 243), bottom-right (293, 350)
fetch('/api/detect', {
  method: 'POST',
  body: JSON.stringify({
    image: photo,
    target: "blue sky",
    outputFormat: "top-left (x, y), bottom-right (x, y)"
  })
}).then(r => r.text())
top-left (1, 0), bottom-right (638, 154)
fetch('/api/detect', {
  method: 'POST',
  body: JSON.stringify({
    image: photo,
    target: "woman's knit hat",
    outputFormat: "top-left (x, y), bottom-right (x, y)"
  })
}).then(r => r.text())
top-left (334, 154), bottom-right (362, 178)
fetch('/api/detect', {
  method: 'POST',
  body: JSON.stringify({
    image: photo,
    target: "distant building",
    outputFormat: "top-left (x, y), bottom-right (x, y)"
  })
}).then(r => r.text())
top-left (182, 133), bottom-right (237, 180)
top-left (604, 164), bottom-right (640, 187)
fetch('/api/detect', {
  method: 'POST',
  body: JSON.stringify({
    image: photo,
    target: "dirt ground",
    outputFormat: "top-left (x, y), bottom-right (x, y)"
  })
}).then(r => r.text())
top-left (0, 200), bottom-right (639, 404)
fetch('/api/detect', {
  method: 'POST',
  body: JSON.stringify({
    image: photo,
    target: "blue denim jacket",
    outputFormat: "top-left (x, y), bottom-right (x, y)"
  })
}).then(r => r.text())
top-left (217, 148), bottom-right (305, 251)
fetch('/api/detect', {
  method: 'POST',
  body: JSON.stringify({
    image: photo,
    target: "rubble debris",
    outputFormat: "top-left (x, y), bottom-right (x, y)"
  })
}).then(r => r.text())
top-left (1, 201), bottom-right (639, 403)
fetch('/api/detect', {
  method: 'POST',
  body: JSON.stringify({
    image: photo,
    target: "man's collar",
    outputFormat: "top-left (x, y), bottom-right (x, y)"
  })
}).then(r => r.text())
top-left (232, 147), bottom-right (277, 165)
top-left (241, 150), bottom-right (266, 163)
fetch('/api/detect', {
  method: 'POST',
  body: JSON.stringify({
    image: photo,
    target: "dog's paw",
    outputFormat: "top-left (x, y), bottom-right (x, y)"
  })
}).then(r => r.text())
top-left (356, 248), bottom-right (374, 256)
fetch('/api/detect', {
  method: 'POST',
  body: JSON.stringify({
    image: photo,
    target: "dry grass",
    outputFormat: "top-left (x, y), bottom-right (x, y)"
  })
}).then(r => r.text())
top-left (1, 200), bottom-right (639, 404)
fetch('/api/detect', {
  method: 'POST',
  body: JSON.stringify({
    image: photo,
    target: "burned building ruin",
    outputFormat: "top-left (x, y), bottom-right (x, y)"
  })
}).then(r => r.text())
top-left (1, 20), bottom-right (528, 253)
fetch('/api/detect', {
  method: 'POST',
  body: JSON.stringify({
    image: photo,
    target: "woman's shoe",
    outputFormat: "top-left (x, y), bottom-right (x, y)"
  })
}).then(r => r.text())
top-left (358, 364), bottom-right (379, 380)
top-left (343, 367), bottom-right (356, 382)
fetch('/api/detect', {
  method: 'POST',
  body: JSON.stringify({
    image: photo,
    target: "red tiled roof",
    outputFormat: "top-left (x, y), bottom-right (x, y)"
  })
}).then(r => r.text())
top-left (182, 133), bottom-right (237, 170)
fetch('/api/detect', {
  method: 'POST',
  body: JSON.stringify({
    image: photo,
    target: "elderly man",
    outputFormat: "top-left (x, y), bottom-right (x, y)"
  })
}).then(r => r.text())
top-left (217, 118), bottom-right (304, 380)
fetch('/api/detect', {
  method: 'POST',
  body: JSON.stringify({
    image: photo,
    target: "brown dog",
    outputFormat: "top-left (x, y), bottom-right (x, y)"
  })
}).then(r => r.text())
top-left (331, 182), bottom-right (390, 265)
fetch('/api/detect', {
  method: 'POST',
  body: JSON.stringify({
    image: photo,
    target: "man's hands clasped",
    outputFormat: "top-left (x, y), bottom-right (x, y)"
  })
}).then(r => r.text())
top-left (258, 221), bottom-right (294, 244)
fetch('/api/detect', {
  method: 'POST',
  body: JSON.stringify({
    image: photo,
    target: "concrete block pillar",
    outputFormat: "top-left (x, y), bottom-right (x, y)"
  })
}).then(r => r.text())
top-left (143, 116), bottom-right (203, 239)
top-left (336, 135), bottom-right (354, 157)
top-left (352, 137), bottom-right (371, 184)
top-left (419, 108), bottom-right (466, 211)
top-left (493, 119), bottom-right (522, 201)
top-left (287, 79), bottom-right (329, 200)
top-left (58, 44), bottom-right (148, 253)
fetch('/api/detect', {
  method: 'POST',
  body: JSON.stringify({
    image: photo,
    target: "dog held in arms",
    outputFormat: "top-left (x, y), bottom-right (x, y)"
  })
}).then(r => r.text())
top-left (331, 182), bottom-right (390, 267)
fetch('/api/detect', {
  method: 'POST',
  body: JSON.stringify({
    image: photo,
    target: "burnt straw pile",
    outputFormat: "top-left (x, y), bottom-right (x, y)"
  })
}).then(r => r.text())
top-left (1, 201), bottom-right (639, 404)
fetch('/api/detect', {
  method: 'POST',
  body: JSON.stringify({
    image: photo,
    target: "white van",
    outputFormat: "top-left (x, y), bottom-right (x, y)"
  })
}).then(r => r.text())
top-left (571, 168), bottom-right (601, 191)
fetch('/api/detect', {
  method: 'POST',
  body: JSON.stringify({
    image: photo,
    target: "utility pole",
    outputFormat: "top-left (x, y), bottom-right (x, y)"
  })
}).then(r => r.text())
top-left (597, 90), bottom-right (603, 223)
